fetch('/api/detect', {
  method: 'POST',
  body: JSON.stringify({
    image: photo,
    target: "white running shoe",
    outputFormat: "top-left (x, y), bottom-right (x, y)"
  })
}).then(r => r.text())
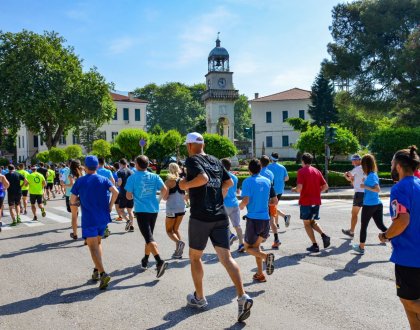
top-left (237, 294), bottom-right (253, 322)
top-left (187, 292), bottom-right (208, 308)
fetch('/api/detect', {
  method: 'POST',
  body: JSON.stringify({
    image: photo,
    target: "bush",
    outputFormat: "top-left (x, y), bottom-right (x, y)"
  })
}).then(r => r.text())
top-left (0, 157), bottom-right (9, 166)
top-left (48, 147), bottom-right (67, 163)
top-left (370, 127), bottom-right (420, 163)
top-left (203, 133), bottom-right (237, 159)
top-left (92, 139), bottom-right (111, 159)
top-left (115, 128), bottom-right (149, 160)
top-left (110, 143), bottom-right (125, 162)
top-left (36, 150), bottom-right (50, 163)
top-left (64, 145), bottom-right (83, 160)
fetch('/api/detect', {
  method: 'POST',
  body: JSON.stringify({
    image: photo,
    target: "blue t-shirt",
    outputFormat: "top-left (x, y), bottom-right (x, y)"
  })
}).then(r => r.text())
top-left (363, 172), bottom-right (381, 206)
top-left (260, 167), bottom-right (274, 184)
top-left (97, 167), bottom-right (113, 180)
top-left (224, 172), bottom-right (239, 208)
top-left (125, 170), bottom-right (164, 213)
top-left (0, 181), bottom-right (5, 198)
top-left (71, 174), bottom-right (113, 229)
top-left (267, 162), bottom-right (288, 194)
top-left (389, 176), bottom-right (420, 268)
top-left (241, 174), bottom-right (272, 220)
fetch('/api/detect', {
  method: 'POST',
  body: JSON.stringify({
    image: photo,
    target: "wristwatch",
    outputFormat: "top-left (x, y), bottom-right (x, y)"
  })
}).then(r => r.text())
top-left (381, 232), bottom-right (390, 241)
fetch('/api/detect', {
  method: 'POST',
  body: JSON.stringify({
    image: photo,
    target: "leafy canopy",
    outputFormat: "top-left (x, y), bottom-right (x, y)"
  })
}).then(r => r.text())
top-left (115, 128), bottom-right (149, 160)
top-left (203, 133), bottom-right (237, 159)
top-left (64, 145), bottom-right (83, 160)
top-left (48, 147), bottom-right (67, 163)
top-left (92, 139), bottom-right (111, 159)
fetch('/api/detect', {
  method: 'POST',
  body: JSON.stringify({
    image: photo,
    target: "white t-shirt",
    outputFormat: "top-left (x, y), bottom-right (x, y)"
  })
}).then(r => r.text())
top-left (351, 165), bottom-right (365, 193)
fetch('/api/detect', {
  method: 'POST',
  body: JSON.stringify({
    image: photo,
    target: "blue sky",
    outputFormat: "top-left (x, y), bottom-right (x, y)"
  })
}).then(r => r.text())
top-left (1, 0), bottom-right (344, 99)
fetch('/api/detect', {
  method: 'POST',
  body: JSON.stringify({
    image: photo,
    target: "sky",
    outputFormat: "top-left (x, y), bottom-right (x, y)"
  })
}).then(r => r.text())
top-left (1, 0), bottom-right (344, 100)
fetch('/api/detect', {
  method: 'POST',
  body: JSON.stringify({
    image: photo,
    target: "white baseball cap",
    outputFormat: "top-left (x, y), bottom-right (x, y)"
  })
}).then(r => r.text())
top-left (184, 132), bottom-right (204, 144)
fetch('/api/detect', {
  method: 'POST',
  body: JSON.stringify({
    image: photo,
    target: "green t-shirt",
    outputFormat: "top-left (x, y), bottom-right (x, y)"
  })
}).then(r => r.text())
top-left (17, 169), bottom-right (29, 191)
top-left (27, 172), bottom-right (45, 195)
top-left (47, 169), bottom-right (55, 183)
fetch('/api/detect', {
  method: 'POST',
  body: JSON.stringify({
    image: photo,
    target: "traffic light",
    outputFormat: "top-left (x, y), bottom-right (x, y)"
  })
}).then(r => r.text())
top-left (325, 126), bottom-right (338, 144)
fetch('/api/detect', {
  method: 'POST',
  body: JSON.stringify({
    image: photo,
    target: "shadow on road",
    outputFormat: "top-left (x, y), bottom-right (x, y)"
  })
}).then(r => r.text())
top-left (0, 226), bottom-right (71, 241)
top-left (146, 287), bottom-right (265, 330)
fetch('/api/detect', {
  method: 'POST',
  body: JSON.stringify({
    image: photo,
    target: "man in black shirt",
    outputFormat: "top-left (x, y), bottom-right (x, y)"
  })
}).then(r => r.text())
top-left (117, 158), bottom-right (134, 232)
top-left (37, 162), bottom-right (48, 203)
top-left (179, 132), bottom-right (253, 323)
top-left (5, 165), bottom-right (27, 226)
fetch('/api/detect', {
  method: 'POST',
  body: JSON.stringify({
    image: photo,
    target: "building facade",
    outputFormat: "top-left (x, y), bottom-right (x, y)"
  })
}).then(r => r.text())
top-left (250, 88), bottom-right (311, 159)
top-left (16, 92), bottom-right (148, 162)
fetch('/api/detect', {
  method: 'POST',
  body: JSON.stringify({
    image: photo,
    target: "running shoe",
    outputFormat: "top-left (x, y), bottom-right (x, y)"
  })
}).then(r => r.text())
top-left (16, 217), bottom-right (21, 224)
top-left (10, 221), bottom-right (17, 226)
top-left (0, 222), bottom-right (2, 232)
top-left (272, 240), bottom-right (281, 249)
top-left (91, 268), bottom-right (99, 281)
top-left (99, 272), bottom-right (111, 290)
top-left (129, 225), bottom-right (134, 232)
top-left (70, 233), bottom-right (78, 240)
top-left (252, 273), bottom-right (267, 282)
top-left (115, 216), bottom-right (123, 221)
top-left (125, 221), bottom-right (131, 232)
top-left (24, 210), bottom-right (27, 215)
top-left (341, 229), bottom-right (354, 238)
top-left (306, 245), bottom-right (320, 253)
top-left (52, 192), bottom-right (56, 199)
top-left (32, 216), bottom-right (38, 221)
top-left (156, 261), bottom-right (168, 278)
top-left (237, 294), bottom-right (253, 322)
top-left (177, 240), bottom-right (185, 257)
top-left (103, 227), bottom-right (110, 238)
top-left (284, 215), bottom-right (291, 228)
top-left (141, 257), bottom-right (149, 270)
top-left (351, 244), bottom-right (365, 255)
top-left (229, 233), bottom-right (238, 246)
top-left (172, 251), bottom-right (182, 259)
top-left (276, 223), bottom-right (280, 229)
top-left (265, 253), bottom-right (275, 275)
top-left (187, 292), bottom-right (208, 308)
top-left (322, 235), bottom-right (331, 248)
top-left (43, 199), bottom-right (47, 205)
top-left (41, 208), bottom-right (46, 217)
top-left (237, 244), bottom-right (245, 253)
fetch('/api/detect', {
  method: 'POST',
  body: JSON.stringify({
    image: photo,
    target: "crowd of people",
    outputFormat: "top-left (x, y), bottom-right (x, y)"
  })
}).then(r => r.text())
top-left (0, 132), bottom-right (419, 327)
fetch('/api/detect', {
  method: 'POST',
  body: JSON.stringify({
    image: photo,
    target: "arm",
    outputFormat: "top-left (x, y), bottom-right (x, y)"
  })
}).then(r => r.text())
top-left (117, 178), bottom-right (122, 187)
top-left (379, 213), bottom-right (410, 242)
top-left (179, 173), bottom-right (209, 190)
top-left (344, 172), bottom-right (354, 183)
top-left (292, 184), bottom-right (303, 193)
top-left (284, 175), bottom-right (289, 182)
top-left (1, 175), bottom-right (10, 190)
top-left (221, 178), bottom-right (234, 198)
top-left (321, 183), bottom-right (329, 192)
top-left (109, 186), bottom-right (119, 212)
top-left (70, 193), bottom-right (79, 205)
top-left (160, 184), bottom-right (168, 201)
top-left (239, 196), bottom-right (249, 210)
top-left (109, 175), bottom-right (116, 185)
top-left (361, 183), bottom-right (380, 192)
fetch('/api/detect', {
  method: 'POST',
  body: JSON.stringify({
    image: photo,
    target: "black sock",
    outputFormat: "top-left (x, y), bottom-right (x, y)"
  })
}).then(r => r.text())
top-left (274, 233), bottom-right (279, 241)
top-left (94, 268), bottom-right (98, 272)
top-left (313, 243), bottom-right (319, 247)
top-left (100, 271), bottom-right (105, 276)
top-left (143, 254), bottom-right (149, 261)
top-left (154, 254), bottom-right (162, 264)
top-left (321, 233), bottom-right (327, 238)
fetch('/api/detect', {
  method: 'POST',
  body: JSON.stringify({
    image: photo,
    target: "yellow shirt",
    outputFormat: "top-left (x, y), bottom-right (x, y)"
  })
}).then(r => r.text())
top-left (27, 172), bottom-right (45, 195)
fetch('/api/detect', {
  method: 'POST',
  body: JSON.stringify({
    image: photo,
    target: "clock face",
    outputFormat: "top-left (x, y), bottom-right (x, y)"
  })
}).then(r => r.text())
top-left (218, 78), bottom-right (226, 88)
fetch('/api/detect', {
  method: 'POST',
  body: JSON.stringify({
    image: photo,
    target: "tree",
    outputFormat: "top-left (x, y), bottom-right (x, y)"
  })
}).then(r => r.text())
top-left (203, 134), bottom-right (237, 159)
top-left (234, 94), bottom-right (252, 141)
top-left (110, 143), bottom-right (124, 162)
top-left (78, 121), bottom-right (104, 153)
top-left (115, 128), bottom-right (149, 160)
top-left (308, 69), bottom-right (338, 126)
top-left (286, 118), bottom-right (310, 133)
top-left (324, 0), bottom-right (420, 125)
top-left (147, 130), bottom-right (183, 173)
top-left (36, 150), bottom-right (50, 163)
top-left (92, 139), bottom-right (111, 159)
top-left (0, 30), bottom-right (116, 149)
top-left (134, 82), bottom-right (206, 135)
top-left (48, 147), bottom-right (67, 163)
top-left (64, 145), bottom-right (83, 160)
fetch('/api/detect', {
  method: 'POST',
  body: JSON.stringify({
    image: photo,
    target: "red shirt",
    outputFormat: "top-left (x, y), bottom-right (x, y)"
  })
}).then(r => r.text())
top-left (297, 165), bottom-right (326, 206)
top-left (414, 170), bottom-right (420, 179)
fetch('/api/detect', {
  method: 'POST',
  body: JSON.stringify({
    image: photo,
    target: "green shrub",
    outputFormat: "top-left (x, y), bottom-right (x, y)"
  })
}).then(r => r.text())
top-left (0, 157), bottom-right (9, 166)
top-left (64, 145), bottom-right (83, 160)
top-left (36, 150), bottom-right (50, 163)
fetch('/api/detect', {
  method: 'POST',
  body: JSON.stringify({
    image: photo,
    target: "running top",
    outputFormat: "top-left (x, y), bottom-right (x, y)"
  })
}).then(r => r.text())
top-left (224, 172), bottom-right (239, 208)
top-left (47, 169), bottom-right (55, 183)
top-left (17, 169), bottom-right (29, 191)
top-left (166, 179), bottom-right (186, 214)
top-left (241, 174), bottom-right (275, 220)
top-left (5, 171), bottom-right (25, 196)
top-left (267, 162), bottom-right (288, 195)
top-left (297, 166), bottom-right (326, 206)
top-left (350, 165), bottom-right (365, 193)
top-left (363, 172), bottom-right (381, 206)
top-left (260, 167), bottom-right (274, 184)
top-left (27, 172), bottom-right (45, 195)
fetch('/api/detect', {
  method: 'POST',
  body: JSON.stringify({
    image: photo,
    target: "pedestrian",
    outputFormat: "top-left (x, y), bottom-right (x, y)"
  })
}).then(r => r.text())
top-left (179, 132), bottom-right (253, 323)
top-left (292, 152), bottom-right (331, 252)
top-left (97, 157), bottom-right (115, 238)
top-left (5, 164), bottom-right (27, 226)
top-left (37, 162), bottom-right (48, 204)
top-left (239, 159), bottom-right (277, 283)
top-left (267, 152), bottom-right (291, 229)
top-left (17, 163), bottom-right (30, 215)
top-left (342, 154), bottom-right (365, 238)
top-left (27, 165), bottom-right (47, 221)
top-left (113, 162), bottom-right (124, 222)
top-left (0, 173), bottom-right (10, 231)
top-left (67, 160), bottom-right (84, 240)
top-left (53, 164), bottom-right (61, 194)
top-left (379, 145), bottom-right (420, 329)
top-left (46, 164), bottom-right (56, 200)
top-left (221, 158), bottom-right (245, 252)
top-left (117, 158), bottom-right (135, 232)
top-left (70, 155), bottom-right (118, 289)
top-left (163, 162), bottom-right (186, 258)
top-left (352, 154), bottom-right (387, 254)
top-left (125, 155), bottom-right (168, 278)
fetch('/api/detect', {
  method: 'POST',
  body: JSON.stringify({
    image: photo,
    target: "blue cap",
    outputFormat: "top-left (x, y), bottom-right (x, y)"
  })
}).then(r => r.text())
top-left (351, 154), bottom-right (361, 161)
top-left (85, 155), bottom-right (99, 169)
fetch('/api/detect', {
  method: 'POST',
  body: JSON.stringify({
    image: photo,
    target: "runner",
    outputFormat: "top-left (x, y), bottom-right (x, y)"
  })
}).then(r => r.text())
top-left (70, 155), bottom-right (119, 290)
top-left (97, 157), bottom-right (115, 238)
top-left (46, 164), bottom-right (56, 200)
top-left (125, 155), bottom-right (168, 278)
top-left (0, 173), bottom-right (10, 231)
top-left (27, 165), bottom-right (47, 221)
top-left (5, 165), bottom-right (27, 226)
top-left (379, 145), bottom-right (420, 329)
top-left (239, 159), bottom-right (277, 283)
top-left (342, 154), bottom-right (365, 238)
top-left (352, 154), bottom-right (387, 254)
top-left (179, 132), bottom-right (253, 322)
top-left (17, 163), bottom-right (30, 215)
top-left (117, 158), bottom-right (134, 232)
top-left (260, 155), bottom-right (281, 249)
top-left (221, 158), bottom-right (244, 252)
top-left (67, 160), bottom-right (84, 240)
top-left (292, 153), bottom-right (331, 253)
top-left (113, 162), bottom-right (124, 222)
top-left (59, 163), bottom-right (68, 197)
top-left (163, 162), bottom-right (186, 258)
top-left (53, 164), bottom-right (61, 195)
top-left (267, 152), bottom-right (291, 229)
top-left (37, 162), bottom-right (48, 203)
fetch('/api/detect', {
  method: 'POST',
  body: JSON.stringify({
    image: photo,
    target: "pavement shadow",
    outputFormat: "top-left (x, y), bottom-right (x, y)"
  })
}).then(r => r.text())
top-left (0, 226), bottom-right (71, 241)
top-left (146, 287), bottom-right (265, 330)
top-left (323, 255), bottom-right (389, 281)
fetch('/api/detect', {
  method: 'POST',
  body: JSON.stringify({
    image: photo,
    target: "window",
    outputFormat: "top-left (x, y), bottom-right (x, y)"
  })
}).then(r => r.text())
top-left (282, 135), bottom-right (289, 147)
top-left (266, 111), bottom-right (272, 123)
top-left (123, 108), bottom-right (129, 121)
top-left (299, 110), bottom-right (305, 120)
top-left (135, 108), bottom-right (141, 121)
top-left (18, 136), bottom-right (21, 148)
top-left (98, 131), bottom-right (107, 140)
top-left (112, 132), bottom-right (118, 141)
top-left (59, 134), bottom-right (67, 145)
top-left (113, 109), bottom-right (118, 120)
top-left (266, 136), bottom-right (273, 148)
top-left (33, 135), bottom-right (39, 148)
top-left (22, 136), bottom-right (24, 149)
top-left (73, 134), bottom-right (80, 144)
top-left (282, 110), bottom-right (288, 122)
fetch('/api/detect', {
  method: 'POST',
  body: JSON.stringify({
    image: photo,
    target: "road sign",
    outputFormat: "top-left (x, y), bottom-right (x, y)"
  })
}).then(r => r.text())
top-left (139, 139), bottom-right (146, 147)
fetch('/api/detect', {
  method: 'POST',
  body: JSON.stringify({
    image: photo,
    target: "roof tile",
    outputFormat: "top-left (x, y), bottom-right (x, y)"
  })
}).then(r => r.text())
top-left (251, 88), bottom-right (310, 102)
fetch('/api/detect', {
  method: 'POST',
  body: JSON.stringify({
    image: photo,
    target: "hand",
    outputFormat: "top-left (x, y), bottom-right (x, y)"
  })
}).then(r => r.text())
top-left (378, 232), bottom-right (387, 243)
top-left (360, 183), bottom-right (365, 189)
top-left (291, 187), bottom-right (297, 192)
top-left (178, 178), bottom-right (187, 190)
top-left (239, 202), bottom-right (245, 210)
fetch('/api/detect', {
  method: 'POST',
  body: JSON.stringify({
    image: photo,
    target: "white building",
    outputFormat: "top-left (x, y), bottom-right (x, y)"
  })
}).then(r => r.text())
top-left (16, 92), bottom-right (148, 162)
top-left (250, 88), bottom-right (311, 159)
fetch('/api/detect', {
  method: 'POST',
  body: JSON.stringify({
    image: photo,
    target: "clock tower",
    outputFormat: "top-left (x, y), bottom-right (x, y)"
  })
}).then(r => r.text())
top-left (202, 34), bottom-right (239, 141)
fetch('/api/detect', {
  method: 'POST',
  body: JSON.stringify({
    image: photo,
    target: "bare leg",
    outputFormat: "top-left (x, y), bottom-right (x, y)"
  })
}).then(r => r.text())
top-left (189, 248), bottom-right (205, 299)
top-left (127, 208), bottom-right (134, 222)
top-left (173, 215), bottom-right (184, 241)
top-left (146, 241), bottom-right (159, 256)
top-left (311, 221), bottom-right (325, 235)
top-left (350, 206), bottom-right (361, 233)
top-left (270, 217), bottom-right (278, 234)
top-left (86, 236), bottom-right (105, 273)
top-left (400, 298), bottom-right (420, 330)
top-left (70, 205), bottom-right (78, 236)
top-left (303, 220), bottom-right (316, 243)
top-left (245, 236), bottom-right (266, 275)
top-left (214, 246), bottom-right (245, 297)
top-left (233, 226), bottom-right (244, 245)
top-left (31, 204), bottom-right (36, 217)
top-left (165, 218), bottom-right (180, 243)
top-left (9, 204), bottom-right (16, 221)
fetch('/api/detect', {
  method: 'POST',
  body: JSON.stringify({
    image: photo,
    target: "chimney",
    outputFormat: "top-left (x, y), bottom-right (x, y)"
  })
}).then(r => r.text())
top-left (128, 92), bottom-right (134, 100)
top-left (254, 93), bottom-right (259, 99)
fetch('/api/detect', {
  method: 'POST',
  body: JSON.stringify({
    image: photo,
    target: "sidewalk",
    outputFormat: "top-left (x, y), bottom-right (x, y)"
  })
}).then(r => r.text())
top-left (281, 186), bottom-right (392, 200)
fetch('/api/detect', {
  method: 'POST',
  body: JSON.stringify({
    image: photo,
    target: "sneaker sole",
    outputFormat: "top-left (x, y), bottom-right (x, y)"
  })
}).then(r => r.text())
top-left (156, 262), bottom-right (168, 278)
top-left (238, 299), bottom-right (253, 322)
top-left (99, 276), bottom-right (111, 289)
top-left (341, 230), bottom-right (354, 238)
top-left (266, 253), bottom-right (275, 275)
top-left (187, 301), bottom-right (208, 309)
top-left (323, 238), bottom-right (331, 249)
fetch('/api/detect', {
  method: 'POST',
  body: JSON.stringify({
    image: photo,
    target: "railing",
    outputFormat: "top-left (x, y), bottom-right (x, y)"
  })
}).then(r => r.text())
top-left (202, 89), bottom-right (239, 101)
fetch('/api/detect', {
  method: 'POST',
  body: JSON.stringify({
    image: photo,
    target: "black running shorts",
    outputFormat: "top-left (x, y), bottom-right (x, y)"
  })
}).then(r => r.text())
top-left (135, 212), bottom-right (158, 244)
top-left (188, 217), bottom-right (230, 251)
top-left (47, 183), bottom-right (54, 190)
top-left (8, 194), bottom-right (22, 206)
top-left (395, 264), bottom-right (420, 300)
top-left (118, 195), bottom-right (134, 209)
top-left (30, 194), bottom-right (43, 205)
top-left (0, 196), bottom-right (4, 208)
top-left (353, 192), bottom-right (364, 207)
top-left (245, 218), bottom-right (270, 245)
top-left (22, 190), bottom-right (28, 197)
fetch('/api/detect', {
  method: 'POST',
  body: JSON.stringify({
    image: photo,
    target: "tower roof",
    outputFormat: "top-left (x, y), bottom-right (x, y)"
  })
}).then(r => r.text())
top-left (208, 34), bottom-right (229, 59)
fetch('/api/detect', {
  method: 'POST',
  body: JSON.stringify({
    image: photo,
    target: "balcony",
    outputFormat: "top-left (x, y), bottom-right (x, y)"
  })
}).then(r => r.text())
top-left (202, 89), bottom-right (239, 102)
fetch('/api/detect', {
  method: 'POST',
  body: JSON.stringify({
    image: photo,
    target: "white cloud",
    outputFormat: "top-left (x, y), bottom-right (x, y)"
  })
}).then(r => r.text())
top-left (108, 37), bottom-right (137, 55)
top-left (270, 67), bottom-right (315, 91)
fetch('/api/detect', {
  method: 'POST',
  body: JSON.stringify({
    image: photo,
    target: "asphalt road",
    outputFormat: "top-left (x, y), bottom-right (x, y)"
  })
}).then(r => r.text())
top-left (0, 196), bottom-right (408, 329)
